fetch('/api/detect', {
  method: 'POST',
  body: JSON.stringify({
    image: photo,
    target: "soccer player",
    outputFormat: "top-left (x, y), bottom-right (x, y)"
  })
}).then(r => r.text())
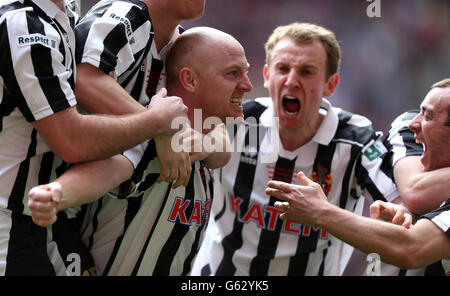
top-left (341, 108), bottom-right (450, 275)
top-left (267, 78), bottom-right (450, 274)
top-left (0, 0), bottom-right (187, 275)
top-left (28, 26), bottom-right (252, 275)
top-left (191, 22), bottom-right (402, 276)
top-left (73, 0), bottom-right (207, 187)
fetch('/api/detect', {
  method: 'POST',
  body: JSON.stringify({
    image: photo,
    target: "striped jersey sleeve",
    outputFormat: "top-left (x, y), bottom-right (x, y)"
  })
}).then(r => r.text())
top-left (75, 0), bottom-right (151, 77)
top-left (0, 1), bottom-right (78, 214)
top-left (383, 110), bottom-right (423, 167)
top-left (0, 1), bottom-right (77, 123)
top-left (421, 198), bottom-right (450, 236)
top-left (420, 198), bottom-right (450, 275)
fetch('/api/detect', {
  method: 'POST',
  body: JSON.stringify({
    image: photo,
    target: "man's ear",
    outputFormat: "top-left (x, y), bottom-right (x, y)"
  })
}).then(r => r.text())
top-left (263, 64), bottom-right (269, 89)
top-left (179, 67), bottom-right (197, 92)
top-left (323, 73), bottom-right (340, 97)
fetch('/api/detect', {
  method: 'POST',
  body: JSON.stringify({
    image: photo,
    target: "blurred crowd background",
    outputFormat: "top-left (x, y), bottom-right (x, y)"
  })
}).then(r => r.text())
top-left (80, 0), bottom-right (450, 133)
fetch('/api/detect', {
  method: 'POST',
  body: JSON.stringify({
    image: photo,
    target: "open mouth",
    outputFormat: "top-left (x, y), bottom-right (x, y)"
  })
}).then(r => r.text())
top-left (231, 97), bottom-right (242, 107)
top-left (282, 96), bottom-right (301, 114)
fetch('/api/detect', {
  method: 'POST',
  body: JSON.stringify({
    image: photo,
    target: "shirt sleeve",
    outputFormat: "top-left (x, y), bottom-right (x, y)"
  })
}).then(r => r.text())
top-left (3, 9), bottom-right (76, 122)
top-left (383, 110), bottom-right (423, 167)
top-left (357, 136), bottom-right (400, 203)
top-left (420, 198), bottom-right (450, 237)
top-left (74, 0), bottom-right (150, 77)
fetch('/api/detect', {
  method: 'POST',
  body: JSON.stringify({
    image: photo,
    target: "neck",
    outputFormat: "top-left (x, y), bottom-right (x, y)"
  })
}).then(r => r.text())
top-left (51, 0), bottom-right (65, 12)
top-left (278, 115), bottom-right (324, 151)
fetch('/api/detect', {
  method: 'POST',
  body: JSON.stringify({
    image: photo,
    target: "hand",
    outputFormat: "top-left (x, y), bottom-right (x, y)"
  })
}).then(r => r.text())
top-left (266, 171), bottom-right (327, 225)
top-left (28, 182), bottom-right (62, 227)
top-left (369, 200), bottom-right (413, 229)
top-left (148, 88), bottom-right (188, 136)
top-left (154, 134), bottom-right (192, 188)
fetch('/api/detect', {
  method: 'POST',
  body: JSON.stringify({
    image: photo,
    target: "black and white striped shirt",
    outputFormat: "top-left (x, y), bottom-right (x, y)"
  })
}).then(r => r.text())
top-left (80, 139), bottom-right (213, 275)
top-left (0, 0), bottom-right (78, 216)
top-left (421, 198), bottom-right (450, 275)
top-left (75, 0), bottom-right (182, 106)
top-left (342, 110), bottom-right (432, 276)
top-left (191, 97), bottom-right (399, 276)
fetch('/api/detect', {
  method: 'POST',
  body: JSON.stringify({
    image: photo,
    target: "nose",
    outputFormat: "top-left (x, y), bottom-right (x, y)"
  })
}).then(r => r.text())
top-left (408, 113), bottom-right (421, 133)
top-left (285, 69), bottom-right (300, 89)
top-left (238, 74), bottom-right (253, 92)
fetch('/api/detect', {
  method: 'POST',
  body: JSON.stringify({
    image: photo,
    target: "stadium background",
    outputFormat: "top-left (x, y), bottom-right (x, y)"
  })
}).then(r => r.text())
top-left (78, 0), bottom-right (450, 133)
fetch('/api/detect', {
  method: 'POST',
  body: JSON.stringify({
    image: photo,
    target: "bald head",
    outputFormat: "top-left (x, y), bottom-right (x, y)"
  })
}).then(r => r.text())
top-left (166, 27), bottom-right (244, 90)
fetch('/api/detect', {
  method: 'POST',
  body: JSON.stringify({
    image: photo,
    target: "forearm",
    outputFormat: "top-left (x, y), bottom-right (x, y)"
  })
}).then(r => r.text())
top-left (34, 106), bottom-right (167, 163)
top-left (56, 155), bottom-right (133, 211)
top-left (75, 63), bottom-right (145, 115)
top-left (203, 152), bottom-right (231, 169)
top-left (316, 203), bottom-right (421, 268)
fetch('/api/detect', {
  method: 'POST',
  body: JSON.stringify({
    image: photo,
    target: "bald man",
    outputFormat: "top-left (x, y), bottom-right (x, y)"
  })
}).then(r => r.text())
top-left (28, 27), bottom-right (252, 275)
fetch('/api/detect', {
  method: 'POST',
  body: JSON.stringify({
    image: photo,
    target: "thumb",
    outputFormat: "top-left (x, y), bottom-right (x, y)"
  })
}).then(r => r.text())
top-left (156, 87), bottom-right (167, 98)
top-left (50, 182), bottom-right (62, 203)
top-left (297, 171), bottom-right (313, 186)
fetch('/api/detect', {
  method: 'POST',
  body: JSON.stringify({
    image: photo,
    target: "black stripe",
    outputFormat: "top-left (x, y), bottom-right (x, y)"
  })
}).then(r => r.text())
top-left (216, 128), bottom-right (260, 275)
top-left (38, 152), bottom-right (55, 185)
top-left (288, 143), bottom-right (336, 275)
top-left (201, 264), bottom-right (211, 276)
top-left (26, 12), bottom-right (71, 114)
top-left (152, 166), bottom-right (196, 275)
top-left (87, 198), bottom-right (103, 250)
top-left (181, 217), bottom-right (204, 276)
top-left (339, 145), bottom-right (361, 208)
top-left (318, 241), bottom-right (331, 276)
top-left (131, 183), bottom-right (173, 275)
top-left (250, 156), bottom-right (296, 275)
top-left (355, 154), bottom-right (385, 202)
top-left (145, 58), bottom-right (163, 98)
top-left (103, 194), bottom-right (143, 275)
top-left (5, 212), bottom-right (55, 275)
top-left (398, 126), bottom-right (423, 156)
top-left (132, 139), bottom-right (156, 185)
top-left (0, 19), bottom-right (35, 122)
top-left (7, 129), bottom-right (37, 212)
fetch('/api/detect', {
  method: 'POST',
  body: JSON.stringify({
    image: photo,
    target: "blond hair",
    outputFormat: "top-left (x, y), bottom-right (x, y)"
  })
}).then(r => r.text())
top-left (265, 22), bottom-right (341, 78)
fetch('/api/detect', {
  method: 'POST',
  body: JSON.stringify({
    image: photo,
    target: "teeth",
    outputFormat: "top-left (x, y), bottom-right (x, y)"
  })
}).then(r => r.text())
top-left (231, 98), bottom-right (242, 106)
top-left (284, 95), bottom-right (298, 100)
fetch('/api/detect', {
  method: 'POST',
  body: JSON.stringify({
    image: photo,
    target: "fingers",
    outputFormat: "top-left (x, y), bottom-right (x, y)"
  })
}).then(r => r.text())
top-left (274, 201), bottom-right (290, 211)
top-left (297, 171), bottom-right (313, 186)
top-left (266, 180), bottom-right (292, 193)
top-left (28, 183), bottom-right (60, 227)
top-left (369, 200), bottom-right (385, 219)
top-left (265, 187), bottom-right (290, 202)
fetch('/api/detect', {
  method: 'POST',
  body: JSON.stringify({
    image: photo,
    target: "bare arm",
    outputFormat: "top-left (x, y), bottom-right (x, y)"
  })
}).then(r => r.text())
top-left (75, 63), bottom-right (145, 114)
top-left (28, 154), bottom-right (134, 226)
top-left (394, 156), bottom-right (450, 214)
top-left (32, 90), bottom-right (186, 163)
top-left (75, 63), bottom-right (192, 187)
top-left (267, 172), bottom-right (450, 269)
